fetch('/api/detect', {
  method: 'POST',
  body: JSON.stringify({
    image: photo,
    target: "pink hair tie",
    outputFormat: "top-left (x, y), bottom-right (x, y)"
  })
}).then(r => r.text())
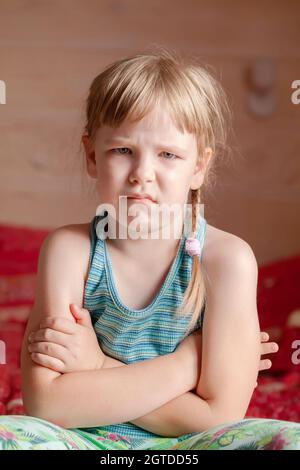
top-left (185, 237), bottom-right (201, 257)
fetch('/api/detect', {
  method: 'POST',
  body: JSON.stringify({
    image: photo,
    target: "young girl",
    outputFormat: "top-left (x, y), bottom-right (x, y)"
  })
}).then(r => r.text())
top-left (1, 48), bottom-right (300, 451)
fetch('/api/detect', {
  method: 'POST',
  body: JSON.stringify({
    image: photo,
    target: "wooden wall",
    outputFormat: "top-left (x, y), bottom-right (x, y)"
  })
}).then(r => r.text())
top-left (0, 0), bottom-right (299, 265)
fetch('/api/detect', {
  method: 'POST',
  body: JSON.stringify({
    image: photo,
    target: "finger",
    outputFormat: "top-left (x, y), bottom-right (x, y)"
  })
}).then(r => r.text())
top-left (28, 341), bottom-right (69, 363)
top-left (70, 304), bottom-right (92, 328)
top-left (259, 359), bottom-right (272, 371)
top-left (260, 341), bottom-right (279, 355)
top-left (260, 332), bottom-right (269, 342)
top-left (29, 328), bottom-right (71, 349)
top-left (39, 317), bottom-right (76, 334)
top-left (30, 352), bottom-right (66, 373)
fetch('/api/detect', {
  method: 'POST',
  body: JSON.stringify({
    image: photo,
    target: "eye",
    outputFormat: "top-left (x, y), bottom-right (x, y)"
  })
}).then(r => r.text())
top-left (111, 147), bottom-right (131, 155)
top-left (110, 148), bottom-right (178, 160)
top-left (161, 151), bottom-right (177, 160)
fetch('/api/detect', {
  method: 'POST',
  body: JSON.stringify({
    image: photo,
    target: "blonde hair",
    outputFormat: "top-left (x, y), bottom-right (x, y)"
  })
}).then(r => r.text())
top-left (82, 46), bottom-right (233, 335)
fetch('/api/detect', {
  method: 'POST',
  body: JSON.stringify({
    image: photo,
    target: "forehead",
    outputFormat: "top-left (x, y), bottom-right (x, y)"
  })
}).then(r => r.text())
top-left (96, 107), bottom-right (197, 151)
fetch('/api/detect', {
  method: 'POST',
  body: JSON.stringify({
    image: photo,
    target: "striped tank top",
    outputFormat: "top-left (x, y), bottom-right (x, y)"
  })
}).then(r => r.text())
top-left (82, 213), bottom-right (207, 439)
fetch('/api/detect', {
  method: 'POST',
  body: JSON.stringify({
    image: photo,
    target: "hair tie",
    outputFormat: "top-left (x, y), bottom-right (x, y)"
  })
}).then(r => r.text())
top-left (185, 236), bottom-right (201, 257)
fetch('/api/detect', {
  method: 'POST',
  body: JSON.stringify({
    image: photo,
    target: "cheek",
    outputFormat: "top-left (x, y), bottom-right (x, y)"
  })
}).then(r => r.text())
top-left (162, 171), bottom-right (190, 195)
top-left (95, 166), bottom-right (127, 203)
top-left (102, 158), bottom-right (129, 183)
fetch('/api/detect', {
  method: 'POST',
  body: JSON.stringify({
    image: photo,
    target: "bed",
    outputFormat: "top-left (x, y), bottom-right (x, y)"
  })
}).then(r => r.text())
top-left (0, 222), bottom-right (299, 448)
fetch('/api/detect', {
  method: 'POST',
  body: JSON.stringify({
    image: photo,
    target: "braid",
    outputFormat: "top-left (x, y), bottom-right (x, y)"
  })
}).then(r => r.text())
top-left (176, 188), bottom-right (206, 336)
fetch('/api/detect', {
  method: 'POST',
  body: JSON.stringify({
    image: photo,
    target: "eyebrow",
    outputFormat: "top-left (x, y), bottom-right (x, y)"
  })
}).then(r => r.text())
top-left (104, 138), bottom-right (187, 154)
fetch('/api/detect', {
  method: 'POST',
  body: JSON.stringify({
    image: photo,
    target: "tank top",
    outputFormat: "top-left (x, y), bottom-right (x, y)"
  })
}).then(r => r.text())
top-left (82, 213), bottom-right (207, 439)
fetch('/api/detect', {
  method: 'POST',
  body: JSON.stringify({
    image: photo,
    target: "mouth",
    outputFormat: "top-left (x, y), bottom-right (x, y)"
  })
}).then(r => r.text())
top-left (127, 196), bottom-right (156, 205)
top-left (125, 194), bottom-right (157, 204)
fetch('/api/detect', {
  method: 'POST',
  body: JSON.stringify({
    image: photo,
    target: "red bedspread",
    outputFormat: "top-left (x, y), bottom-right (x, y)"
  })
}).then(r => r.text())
top-left (0, 223), bottom-right (299, 421)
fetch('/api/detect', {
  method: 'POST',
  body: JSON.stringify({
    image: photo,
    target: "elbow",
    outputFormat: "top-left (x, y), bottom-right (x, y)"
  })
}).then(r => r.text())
top-left (22, 396), bottom-right (53, 425)
top-left (211, 410), bottom-right (245, 428)
top-left (23, 402), bottom-right (54, 426)
top-left (208, 400), bottom-right (246, 429)
top-left (23, 399), bottom-right (68, 429)
top-left (22, 384), bottom-right (67, 429)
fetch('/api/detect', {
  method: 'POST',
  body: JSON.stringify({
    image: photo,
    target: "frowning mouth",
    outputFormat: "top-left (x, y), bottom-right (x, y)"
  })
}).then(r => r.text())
top-left (127, 197), bottom-right (157, 205)
top-left (124, 193), bottom-right (157, 204)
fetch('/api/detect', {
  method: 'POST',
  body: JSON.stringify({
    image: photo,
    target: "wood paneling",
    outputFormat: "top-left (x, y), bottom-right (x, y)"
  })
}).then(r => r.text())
top-left (0, 0), bottom-right (299, 264)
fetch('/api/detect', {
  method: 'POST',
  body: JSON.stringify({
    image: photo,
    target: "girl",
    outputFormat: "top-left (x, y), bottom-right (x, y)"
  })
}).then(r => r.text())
top-left (1, 48), bottom-right (300, 451)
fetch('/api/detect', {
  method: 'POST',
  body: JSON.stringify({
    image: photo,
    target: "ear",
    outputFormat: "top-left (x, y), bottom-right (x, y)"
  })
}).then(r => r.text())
top-left (82, 134), bottom-right (97, 179)
top-left (190, 147), bottom-right (213, 190)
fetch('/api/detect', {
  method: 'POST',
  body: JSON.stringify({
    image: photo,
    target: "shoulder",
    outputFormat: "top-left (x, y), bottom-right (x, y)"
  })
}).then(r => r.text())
top-left (202, 223), bottom-right (258, 290)
top-left (24, 221), bottom-right (92, 333)
top-left (42, 222), bottom-right (91, 248)
top-left (40, 222), bottom-right (92, 282)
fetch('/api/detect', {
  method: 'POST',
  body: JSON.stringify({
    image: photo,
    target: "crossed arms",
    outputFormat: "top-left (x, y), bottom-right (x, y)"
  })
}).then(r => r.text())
top-left (21, 225), bottom-right (271, 436)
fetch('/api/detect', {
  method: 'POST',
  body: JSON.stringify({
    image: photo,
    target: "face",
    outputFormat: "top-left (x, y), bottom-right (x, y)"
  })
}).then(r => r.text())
top-left (82, 103), bottom-right (212, 237)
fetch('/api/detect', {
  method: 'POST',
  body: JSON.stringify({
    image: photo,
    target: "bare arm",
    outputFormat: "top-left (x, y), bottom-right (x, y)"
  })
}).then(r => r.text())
top-left (21, 225), bottom-right (198, 429)
top-left (194, 237), bottom-right (261, 429)
top-left (103, 351), bottom-right (206, 437)
top-left (22, 225), bottom-right (270, 435)
top-left (103, 238), bottom-right (262, 436)
top-left (40, 349), bottom-right (196, 429)
top-left (21, 224), bottom-right (91, 417)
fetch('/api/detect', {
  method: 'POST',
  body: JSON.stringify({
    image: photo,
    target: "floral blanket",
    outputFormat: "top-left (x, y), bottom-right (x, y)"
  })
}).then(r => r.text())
top-left (1, 415), bottom-right (300, 450)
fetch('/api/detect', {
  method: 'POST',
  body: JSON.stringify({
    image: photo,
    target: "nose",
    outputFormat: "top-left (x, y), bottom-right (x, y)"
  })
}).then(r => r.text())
top-left (129, 155), bottom-right (155, 185)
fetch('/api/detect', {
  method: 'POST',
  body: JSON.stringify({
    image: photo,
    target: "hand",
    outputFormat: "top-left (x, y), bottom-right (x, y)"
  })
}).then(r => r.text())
top-left (256, 331), bottom-right (279, 387)
top-left (28, 304), bottom-right (106, 373)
